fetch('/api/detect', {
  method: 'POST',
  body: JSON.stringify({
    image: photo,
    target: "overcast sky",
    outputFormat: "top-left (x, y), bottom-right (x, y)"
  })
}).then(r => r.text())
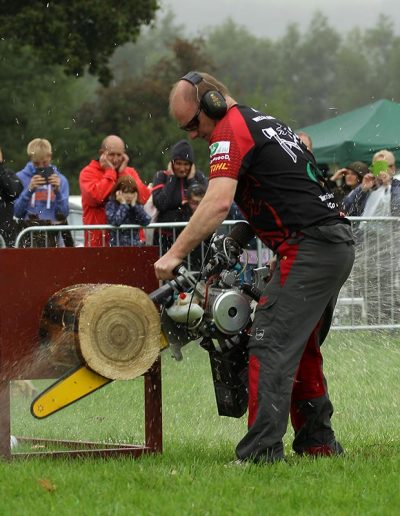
top-left (161, 0), bottom-right (399, 39)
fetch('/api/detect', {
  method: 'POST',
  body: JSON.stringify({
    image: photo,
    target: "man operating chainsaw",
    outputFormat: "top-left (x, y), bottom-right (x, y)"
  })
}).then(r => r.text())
top-left (154, 71), bottom-right (355, 464)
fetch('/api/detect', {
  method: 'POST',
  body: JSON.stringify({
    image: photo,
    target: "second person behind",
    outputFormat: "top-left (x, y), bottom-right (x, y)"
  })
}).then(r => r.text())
top-left (151, 139), bottom-right (207, 252)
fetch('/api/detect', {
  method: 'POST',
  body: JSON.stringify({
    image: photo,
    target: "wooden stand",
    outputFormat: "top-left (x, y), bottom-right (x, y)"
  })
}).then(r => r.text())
top-left (0, 246), bottom-right (162, 460)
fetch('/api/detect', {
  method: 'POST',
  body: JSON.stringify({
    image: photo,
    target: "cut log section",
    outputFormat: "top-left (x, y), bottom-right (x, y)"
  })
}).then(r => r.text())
top-left (39, 284), bottom-right (161, 380)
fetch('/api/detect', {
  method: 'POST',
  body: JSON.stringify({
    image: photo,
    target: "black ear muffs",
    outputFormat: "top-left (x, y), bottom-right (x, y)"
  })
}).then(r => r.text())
top-left (181, 71), bottom-right (227, 120)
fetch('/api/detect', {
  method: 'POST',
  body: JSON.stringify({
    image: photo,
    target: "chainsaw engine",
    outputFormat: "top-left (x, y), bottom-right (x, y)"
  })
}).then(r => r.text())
top-left (150, 222), bottom-right (270, 418)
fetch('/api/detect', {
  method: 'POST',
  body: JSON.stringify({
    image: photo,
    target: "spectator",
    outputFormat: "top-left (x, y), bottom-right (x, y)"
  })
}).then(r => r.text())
top-left (343, 150), bottom-right (400, 217)
top-left (0, 146), bottom-right (22, 247)
top-left (343, 150), bottom-right (400, 324)
top-left (14, 138), bottom-right (69, 247)
top-left (177, 182), bottom-right (209, 270)
top-left (296, 131), bottom-right (313, 152)
top-left (151, 139), bottom-right (207, 252)
top-left (79, 135), bottom-right (150, 247)
top-left (105, 176), bottom-right (150, 247)
top-left (179, 182), bottom-right (207, 221)
top-left (329, 161), bottom-right (369, 207)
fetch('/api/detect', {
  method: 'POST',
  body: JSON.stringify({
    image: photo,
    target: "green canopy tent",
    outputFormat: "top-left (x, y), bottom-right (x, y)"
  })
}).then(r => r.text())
top-left (299, 99), bottom-right (400, 167)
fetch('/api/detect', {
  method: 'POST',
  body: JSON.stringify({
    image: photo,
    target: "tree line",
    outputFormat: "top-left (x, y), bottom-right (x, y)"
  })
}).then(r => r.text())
top-left (1, 4), bottom-right (400, 192)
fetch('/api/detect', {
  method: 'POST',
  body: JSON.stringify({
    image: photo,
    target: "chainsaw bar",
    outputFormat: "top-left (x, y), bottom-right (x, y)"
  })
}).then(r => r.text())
top-left (31, 365), bottom-right (112, 419)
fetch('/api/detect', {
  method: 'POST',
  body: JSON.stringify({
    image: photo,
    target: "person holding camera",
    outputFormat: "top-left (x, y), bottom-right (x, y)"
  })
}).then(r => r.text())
top-left (343, 150), bottom-right (400, 325)
top-left (14, 138), bottom-right (69, 229)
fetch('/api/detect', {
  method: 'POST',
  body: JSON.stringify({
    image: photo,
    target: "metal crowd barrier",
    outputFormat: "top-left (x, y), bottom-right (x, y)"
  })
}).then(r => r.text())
top-left (12, 218), bottom-right (400, 331)
top-left (332, 216), bottom-right (400, 330)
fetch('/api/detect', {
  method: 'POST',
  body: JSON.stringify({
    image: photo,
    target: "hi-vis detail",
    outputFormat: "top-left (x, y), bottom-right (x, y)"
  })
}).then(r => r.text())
top-left (210, 141), bottom-right (230, 157)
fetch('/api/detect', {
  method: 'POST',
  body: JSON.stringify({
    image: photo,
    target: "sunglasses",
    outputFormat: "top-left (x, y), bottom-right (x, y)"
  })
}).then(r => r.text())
top-left (180, 107), bottom-right (202, 132)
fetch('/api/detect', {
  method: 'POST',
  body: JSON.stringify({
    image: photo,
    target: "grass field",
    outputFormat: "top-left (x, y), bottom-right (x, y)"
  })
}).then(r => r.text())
top-left (1, 332), bottom-right (399, 515)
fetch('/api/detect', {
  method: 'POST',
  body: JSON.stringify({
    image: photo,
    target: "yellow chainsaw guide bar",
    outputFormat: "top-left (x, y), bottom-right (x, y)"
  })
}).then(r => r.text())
top-left (31, 365), bottom-right (112, 419)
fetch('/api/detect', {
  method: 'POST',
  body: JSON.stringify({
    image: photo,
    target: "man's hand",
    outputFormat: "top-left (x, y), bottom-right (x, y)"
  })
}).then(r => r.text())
top-left (118, 153), bottom-right (129, 174)
top-left (154, 252), bottom-right (183, 281)
top-left (0, 149), bottom-right (3, 163)
top-left (99, 151), bottom-right (115, 170)
top-left (48, 173), bottom-right (61, 192)
top-left (29, 174), bottom-right (47, 191)
top-left (361, 173), bottom-right (376, 192)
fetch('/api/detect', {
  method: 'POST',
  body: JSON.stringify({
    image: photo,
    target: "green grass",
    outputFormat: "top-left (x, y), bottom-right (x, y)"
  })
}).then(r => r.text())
top-left (1, 332), bottom-right (399, 515)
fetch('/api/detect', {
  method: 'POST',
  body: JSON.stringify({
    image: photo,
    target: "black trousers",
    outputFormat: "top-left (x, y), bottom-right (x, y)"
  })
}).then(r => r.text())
top-left (236, 226), bottom-right (355, 462)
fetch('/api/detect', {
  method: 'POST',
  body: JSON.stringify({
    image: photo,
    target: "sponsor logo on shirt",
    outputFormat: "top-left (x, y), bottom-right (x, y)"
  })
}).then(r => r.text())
top-left (210, 163), bottom-right (229, 173)
top-left (319, 192), bottom-right (335, 202)
top-left (209, 141), bottom-right (230, 157)
top-left (210, 154), bottom-right (230, 164)
top-left (252, 115), bottom-right (275, 122)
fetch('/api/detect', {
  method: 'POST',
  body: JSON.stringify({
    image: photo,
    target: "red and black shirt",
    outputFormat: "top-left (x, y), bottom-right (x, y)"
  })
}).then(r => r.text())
top-left (208, 105), bottom-right (347, 251)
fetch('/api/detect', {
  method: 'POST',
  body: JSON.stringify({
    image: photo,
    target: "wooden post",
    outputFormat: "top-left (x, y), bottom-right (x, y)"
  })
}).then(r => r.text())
top-left (145, 358), bottom-right (162, 453)
top-left (0, 381), bottom-right (11, 459)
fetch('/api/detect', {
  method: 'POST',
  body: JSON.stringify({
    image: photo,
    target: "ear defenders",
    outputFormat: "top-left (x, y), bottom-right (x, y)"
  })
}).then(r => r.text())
top-left (181, 71), bottom-right (227, 120)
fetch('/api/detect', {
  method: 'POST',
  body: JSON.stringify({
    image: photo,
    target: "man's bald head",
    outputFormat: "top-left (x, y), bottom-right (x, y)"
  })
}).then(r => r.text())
top-left (169, 80), bottom-right (197, 120)
top-left (99, 135), bottom-right (127, 170)
top-left (169, 72), bottom-right (235, 141)
top-left (100, 135), bottom-right (125, 153)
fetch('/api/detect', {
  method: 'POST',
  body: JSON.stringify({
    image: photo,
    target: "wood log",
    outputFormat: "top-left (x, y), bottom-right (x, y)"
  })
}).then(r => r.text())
top-left (39, 284), bottom-right (161, 380)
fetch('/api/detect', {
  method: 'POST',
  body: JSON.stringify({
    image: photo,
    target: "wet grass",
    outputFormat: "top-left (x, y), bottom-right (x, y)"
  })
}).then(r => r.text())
top-left (1, 331), bottom-right (399, 515)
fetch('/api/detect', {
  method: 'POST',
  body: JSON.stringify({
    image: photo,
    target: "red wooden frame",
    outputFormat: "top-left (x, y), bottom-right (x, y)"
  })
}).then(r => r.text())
top-left (0, 246), bottom-right (162, 460)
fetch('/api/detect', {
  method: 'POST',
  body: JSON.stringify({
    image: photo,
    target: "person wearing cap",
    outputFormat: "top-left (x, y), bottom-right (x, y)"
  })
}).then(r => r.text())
top-left (151, 139), bottom-right (207, 252)
top-left (343, 150), bottom-right (400, 217)
top-left (329, 161), bottom-right (369, 208)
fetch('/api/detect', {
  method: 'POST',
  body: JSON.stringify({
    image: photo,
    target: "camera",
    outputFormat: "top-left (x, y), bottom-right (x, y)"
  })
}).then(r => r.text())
top-left (35, 166), bottom-right (53, 182)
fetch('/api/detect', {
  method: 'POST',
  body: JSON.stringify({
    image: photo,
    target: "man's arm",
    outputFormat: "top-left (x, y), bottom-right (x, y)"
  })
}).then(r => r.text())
top-left (154, 177), bottom-right (237, 280)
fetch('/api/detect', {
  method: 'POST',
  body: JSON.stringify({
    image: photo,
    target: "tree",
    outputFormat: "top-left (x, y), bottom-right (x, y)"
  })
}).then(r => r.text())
top-left (0, 0), bottom-right (159, 85)
top-left (110, 10), bottom-right (185, 83)
top-left (282, 12), bottom-right (341, 125)
top-left (0, 40), bottom-right (98, 192)
top-left (76, 37), bottom-right (213, 182)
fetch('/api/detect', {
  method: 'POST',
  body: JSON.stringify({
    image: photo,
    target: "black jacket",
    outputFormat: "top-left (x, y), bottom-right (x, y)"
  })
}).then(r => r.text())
top-left (151, 169), bottom-right (207, 223)
top-left (0, 162), bottom-right (23, 246)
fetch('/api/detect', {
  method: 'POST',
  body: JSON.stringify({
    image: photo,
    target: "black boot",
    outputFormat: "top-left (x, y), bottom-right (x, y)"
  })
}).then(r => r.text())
top-left (292, 397), bottom-right (344, 457)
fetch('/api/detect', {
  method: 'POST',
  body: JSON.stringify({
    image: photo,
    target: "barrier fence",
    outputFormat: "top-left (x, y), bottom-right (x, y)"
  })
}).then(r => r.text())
top-left (10, 217), bottom-right (400, 331)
